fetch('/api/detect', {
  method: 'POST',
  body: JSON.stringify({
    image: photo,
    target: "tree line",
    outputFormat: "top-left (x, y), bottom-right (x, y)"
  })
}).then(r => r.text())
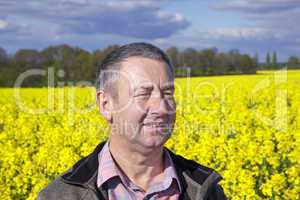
top-left (261, 51), bottom-right (300, 70)
top-left (0, 44), bottom-right (299, 87)
top-left (166, 47), bottom-right (257, 76)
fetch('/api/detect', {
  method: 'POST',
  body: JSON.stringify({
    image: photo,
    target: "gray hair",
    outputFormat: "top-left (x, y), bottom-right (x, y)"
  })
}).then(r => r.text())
top-left (96, 42), bottom-right (174, 99)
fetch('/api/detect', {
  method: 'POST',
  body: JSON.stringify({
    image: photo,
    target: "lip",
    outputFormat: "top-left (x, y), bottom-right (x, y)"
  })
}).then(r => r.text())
top-left (143, 122), bottom-right (168, 128)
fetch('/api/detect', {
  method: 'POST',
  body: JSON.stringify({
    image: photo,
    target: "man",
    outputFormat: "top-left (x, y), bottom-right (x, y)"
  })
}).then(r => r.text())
top-left (37, 43), bottom-right (227, 200)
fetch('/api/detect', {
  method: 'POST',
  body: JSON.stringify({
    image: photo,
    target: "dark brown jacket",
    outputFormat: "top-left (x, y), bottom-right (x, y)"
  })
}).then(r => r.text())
top-left (37, 141), bottom-right (227, 200)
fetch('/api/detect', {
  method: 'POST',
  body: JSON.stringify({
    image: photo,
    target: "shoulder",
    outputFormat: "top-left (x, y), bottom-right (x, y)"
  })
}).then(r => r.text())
top-left (167, 149), bottom-right (227, 199)
top-left (167, 149), bottom-right (218, 183)
top-left (207, 183), bottom-right (227, 200)
top-left (37, 176), bottom-right (88, 200)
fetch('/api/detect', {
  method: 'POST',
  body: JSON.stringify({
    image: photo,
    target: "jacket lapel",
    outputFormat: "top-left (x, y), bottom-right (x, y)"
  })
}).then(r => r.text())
top-left (61, 141), bottom-right (107, 199)
top-left (168, 149), bottom-right (222, 200)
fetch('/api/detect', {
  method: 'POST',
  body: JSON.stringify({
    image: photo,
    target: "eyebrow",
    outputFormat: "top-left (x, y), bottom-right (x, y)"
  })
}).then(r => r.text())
top-left (133, 83), bottom-right (174, 93)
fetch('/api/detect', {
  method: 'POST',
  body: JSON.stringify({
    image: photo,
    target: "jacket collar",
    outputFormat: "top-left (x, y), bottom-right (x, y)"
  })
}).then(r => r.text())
top-left (61, 141), bottom-right (106, 186)
top-left (167, 150), bottom-right (223, 199)
top-left (61, 141), bottom-right (222, 199)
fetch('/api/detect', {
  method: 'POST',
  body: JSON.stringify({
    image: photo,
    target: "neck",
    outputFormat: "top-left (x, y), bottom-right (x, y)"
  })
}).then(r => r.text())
top-left (108, 137), bottom-right (165, 190)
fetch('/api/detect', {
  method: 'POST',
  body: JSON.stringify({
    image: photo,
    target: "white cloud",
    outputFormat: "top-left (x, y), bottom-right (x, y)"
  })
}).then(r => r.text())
top-left (107, 0), bottom-right (156, 10)
top-left (213, 0), bottom-right (300, 13)
top-left (156, 11), bottom-right (185, 23)
top-left (209, 0), bottom-right (300, 60)
top-left (0, 19), bottom-right (9, 30)
top-left (204, 27), bottom-right (284, 40)
top-left (0, 0), bottom-right (189, 39)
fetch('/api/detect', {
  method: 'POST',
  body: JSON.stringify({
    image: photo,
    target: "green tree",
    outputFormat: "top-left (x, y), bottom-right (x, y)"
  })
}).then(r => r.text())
top-left (180, 48), bottom-right (198, 68)
top-left (272, 51), bottom-right (277, 68)
top-left (287, 56), bottom-right (300, 68)
top-left (0, 47), bottom-right (8, 68)
top-left (254, 52), bottom-right (259, 69)
top-left (240, 54), bottom-right (256, 74)
top-left (11, 49), bottom-right (46, 87)
top-left (0, 47), bottom-right (9, 86)
top-left (200, 48), bottom-right (217, 74)
top-left (93, 45), bottom-right (120, 77)
top-left (73, 48), bottom-right (93, 82)
top-left (265, 52), bottom-right (271, 68)
top-left (166, 46), bottom-right (179, 69)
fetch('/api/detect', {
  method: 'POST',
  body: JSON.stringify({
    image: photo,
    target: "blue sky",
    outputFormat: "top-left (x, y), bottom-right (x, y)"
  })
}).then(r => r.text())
top-left (0, 0), bottom-right (299, 61)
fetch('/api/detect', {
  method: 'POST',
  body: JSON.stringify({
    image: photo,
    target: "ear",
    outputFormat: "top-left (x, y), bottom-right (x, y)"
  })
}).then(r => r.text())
top-left (96, 90), bottom-right (113, 123)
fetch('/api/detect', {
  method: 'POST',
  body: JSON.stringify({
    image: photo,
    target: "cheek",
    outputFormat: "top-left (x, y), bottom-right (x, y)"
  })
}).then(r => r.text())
top-left (133, 99), bottom-right (149, 114)
top-left (118, 101), bottom-right (147, 124)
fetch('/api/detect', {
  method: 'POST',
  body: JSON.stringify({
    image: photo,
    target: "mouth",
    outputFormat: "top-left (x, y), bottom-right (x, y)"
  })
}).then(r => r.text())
top-left (143, 122), bottom-right (168, 128)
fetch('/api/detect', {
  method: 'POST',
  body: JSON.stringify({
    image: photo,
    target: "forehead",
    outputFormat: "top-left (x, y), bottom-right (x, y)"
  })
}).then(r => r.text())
top-left (119, 56), bottom-right (174, 89)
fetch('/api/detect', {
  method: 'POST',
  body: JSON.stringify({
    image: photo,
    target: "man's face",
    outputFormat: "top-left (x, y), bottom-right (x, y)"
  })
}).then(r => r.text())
top-left (111, 56), bottom-right (176, 150)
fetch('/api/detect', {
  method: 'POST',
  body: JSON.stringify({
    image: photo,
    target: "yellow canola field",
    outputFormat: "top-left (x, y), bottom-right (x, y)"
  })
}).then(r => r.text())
top-left (0, 70), bottom-right (299, 200)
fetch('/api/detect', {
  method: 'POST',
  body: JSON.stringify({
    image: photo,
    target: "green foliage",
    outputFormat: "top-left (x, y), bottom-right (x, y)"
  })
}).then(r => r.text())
top-left (272, 52), bottom-right (278, 68)
top-left (0, 45), bottom-right (259, 87)
top-left (287, 56), bottom-right (300, 69)
top-left (167, 47), bottom-right (257, 76)
top-left (266, 52), bottom-right (271, 67)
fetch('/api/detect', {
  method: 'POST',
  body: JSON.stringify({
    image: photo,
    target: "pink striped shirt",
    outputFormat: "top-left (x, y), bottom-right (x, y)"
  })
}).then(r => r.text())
top-left (97, 141), bottom-right (182, 200)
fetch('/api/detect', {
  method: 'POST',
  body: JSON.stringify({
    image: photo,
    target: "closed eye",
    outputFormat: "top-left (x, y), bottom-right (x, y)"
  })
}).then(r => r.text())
top-left (134, 91), bottom-right (152, 98)
top-left (135, 93), bottom-right (151, 96)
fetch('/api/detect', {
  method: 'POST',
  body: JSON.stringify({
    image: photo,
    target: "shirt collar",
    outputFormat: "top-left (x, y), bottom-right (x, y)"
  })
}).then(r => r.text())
top-left (97, 141), bottom-right (120, 188)
top-left (97, 141), bottom-right (182, 193)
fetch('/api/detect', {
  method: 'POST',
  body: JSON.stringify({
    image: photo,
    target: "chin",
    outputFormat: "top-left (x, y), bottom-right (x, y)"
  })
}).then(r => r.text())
top-left (130, 125), bottom-right (171, 149)
top-left (141, 132), bottom-right (170, 148)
